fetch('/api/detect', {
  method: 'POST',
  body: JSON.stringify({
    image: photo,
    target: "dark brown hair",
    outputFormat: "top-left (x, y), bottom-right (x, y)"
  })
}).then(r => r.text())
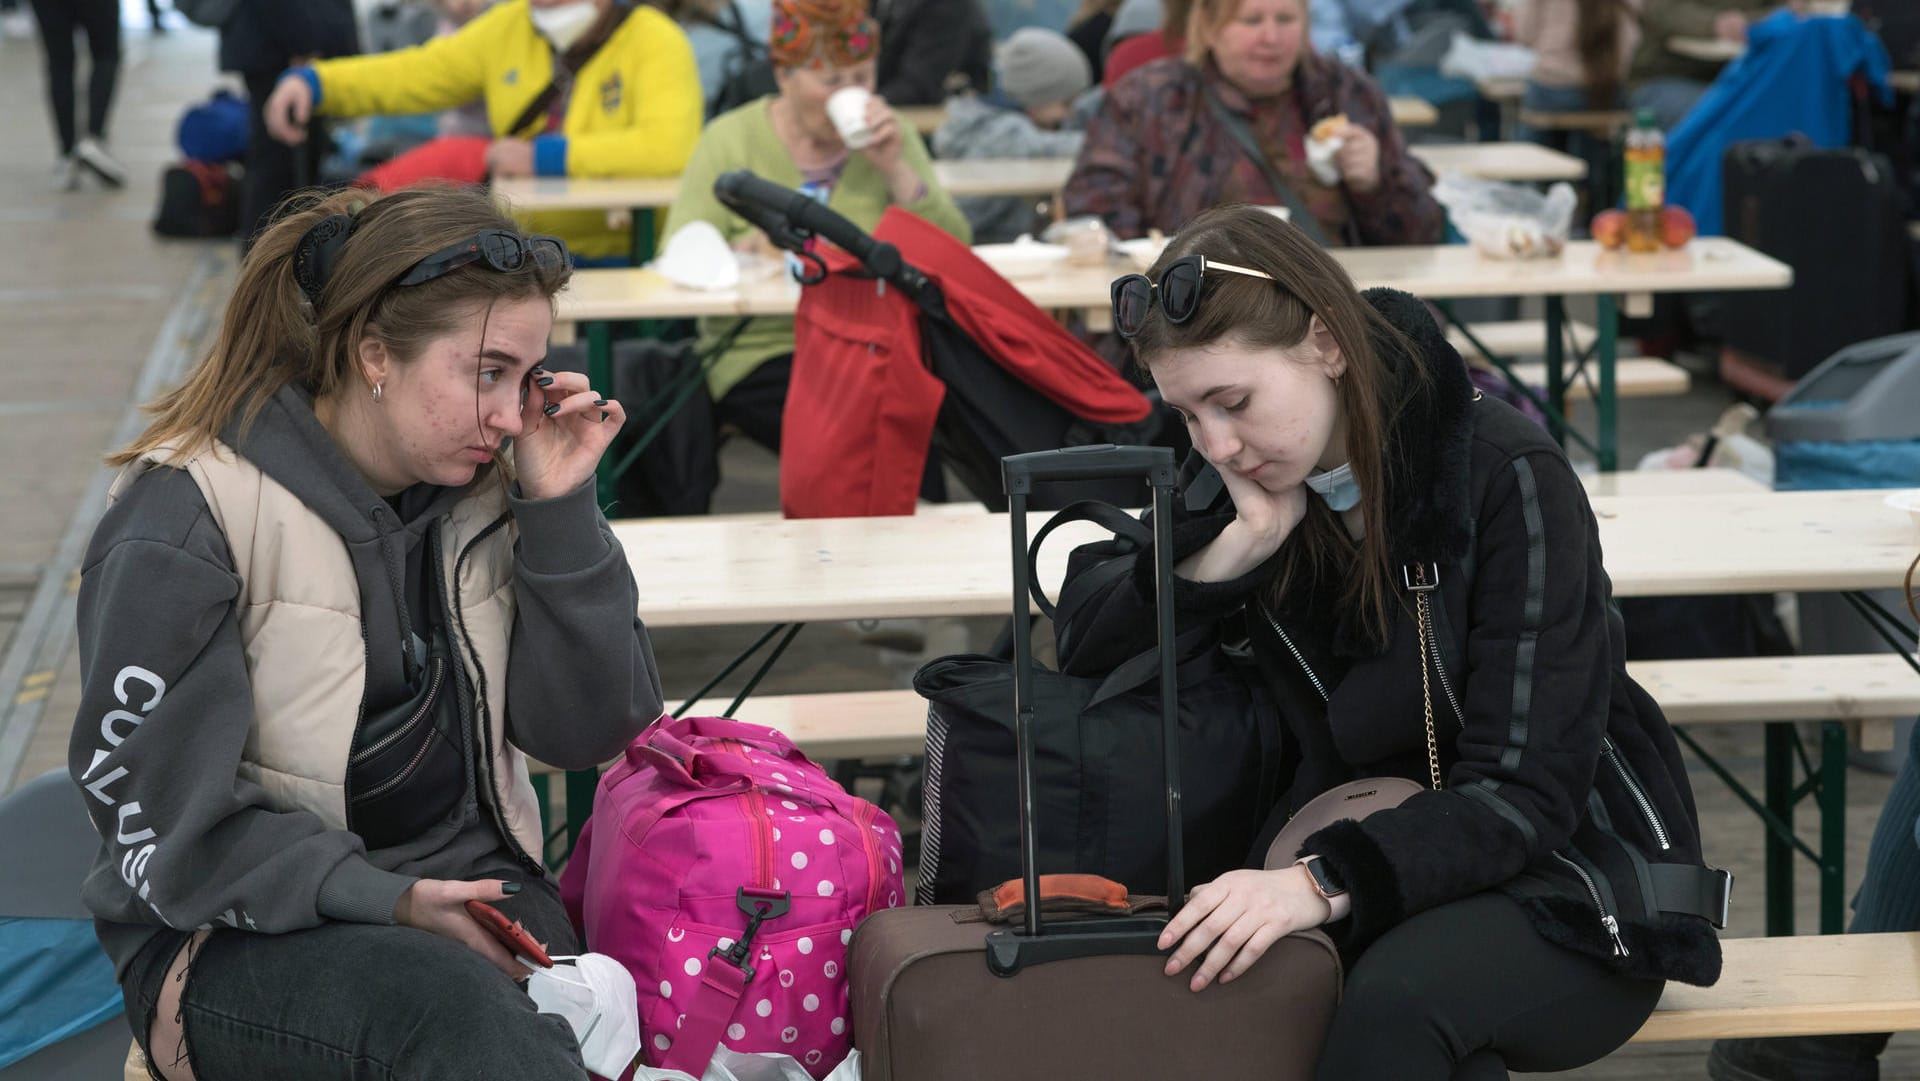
top-left (112, 185), bottom-right (572, 467)
top-left (1128, 204), bottom-right (1427, 649)
top-left (1576, 0), bottom-right (1626, 109)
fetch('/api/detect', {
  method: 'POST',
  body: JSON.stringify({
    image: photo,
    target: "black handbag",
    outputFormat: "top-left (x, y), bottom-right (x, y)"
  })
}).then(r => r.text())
top-left (914, 498), bottom-right (1284, 904)
top-left (347, 626), bottom-right (468, 850)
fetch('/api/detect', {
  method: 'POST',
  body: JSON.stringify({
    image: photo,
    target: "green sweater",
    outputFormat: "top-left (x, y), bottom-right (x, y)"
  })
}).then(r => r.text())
top-left (663, 97), bottom-right (972, 401)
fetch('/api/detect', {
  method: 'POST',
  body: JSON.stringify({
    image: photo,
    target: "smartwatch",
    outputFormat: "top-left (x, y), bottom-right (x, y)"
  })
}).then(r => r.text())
top-left (1295, 855), bottom-right (1346, 900)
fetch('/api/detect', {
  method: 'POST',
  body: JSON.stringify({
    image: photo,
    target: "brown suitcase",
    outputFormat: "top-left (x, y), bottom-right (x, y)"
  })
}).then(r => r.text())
top-left (848, 446), bottom-right (1343, 1081)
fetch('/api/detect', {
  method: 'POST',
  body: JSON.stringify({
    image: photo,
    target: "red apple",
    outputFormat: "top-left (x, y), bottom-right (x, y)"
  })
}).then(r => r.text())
top-left (1591, 209), bottom-right (1627, 250)
top-left (1662, 205), bottom-right (1697, 249)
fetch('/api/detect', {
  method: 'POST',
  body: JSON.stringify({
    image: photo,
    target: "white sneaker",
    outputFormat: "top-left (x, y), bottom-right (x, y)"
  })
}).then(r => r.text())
top-left (50, 156), bottom-right (79, 192)
top-left (74, 137), bottom-right (126, 188)
top-left (0, 9), bottom-right (33, 38)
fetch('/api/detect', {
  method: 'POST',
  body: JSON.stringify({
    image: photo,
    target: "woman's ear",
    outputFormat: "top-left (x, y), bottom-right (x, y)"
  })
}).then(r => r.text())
top-left (356, 336), bottom-right (394, 393)
top-left (1309, 314), bottom-right (1346, 380)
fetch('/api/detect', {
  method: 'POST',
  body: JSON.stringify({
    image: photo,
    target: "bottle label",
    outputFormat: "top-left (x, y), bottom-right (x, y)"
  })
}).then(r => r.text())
top-left (1626, 157), bottom-right (1663, 210)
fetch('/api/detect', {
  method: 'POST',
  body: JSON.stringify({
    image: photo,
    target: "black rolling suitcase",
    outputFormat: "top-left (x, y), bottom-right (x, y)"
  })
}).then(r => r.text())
top-left (850, 444), bottom-right (1338, 1081)
top-left (1720, 136), bottom-right (1910, 382)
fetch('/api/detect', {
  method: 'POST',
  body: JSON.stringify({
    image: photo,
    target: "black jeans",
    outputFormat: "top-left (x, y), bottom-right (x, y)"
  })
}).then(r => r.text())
top-left (240, 69), bottom-right (330, 250)
top-left (1315, 892), bottom-right (1665, 1081)
top-left (121, 872), bottom-right (588, 1080)
top-left (27, 0), bottom-right (118, 155)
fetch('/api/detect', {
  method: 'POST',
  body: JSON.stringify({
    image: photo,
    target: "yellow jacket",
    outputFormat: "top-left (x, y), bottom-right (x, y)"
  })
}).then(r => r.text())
top-left (307, 1), bottom-right (701, 260)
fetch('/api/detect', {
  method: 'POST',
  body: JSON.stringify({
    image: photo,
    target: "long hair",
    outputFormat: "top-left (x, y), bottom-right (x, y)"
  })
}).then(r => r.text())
top-left (1128, 204), bottom-right (1428, 650)
top-left (111, 185), bottom-right (572, 467)
top-left (1575, 0), bottom-right (1625, 109)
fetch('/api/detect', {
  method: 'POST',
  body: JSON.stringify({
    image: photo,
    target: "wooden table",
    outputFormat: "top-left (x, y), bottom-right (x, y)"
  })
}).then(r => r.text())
top-left (614, 488), bottom-right (1916, 627)
top-left (885, 97), bottom-right (1441, 132)
top-left (1668, 35), bottom-right (1745, 63)
top-left (558, 236), bottom-right (1788, 472)
top-left (492, 143), bottom-right (1585, 222)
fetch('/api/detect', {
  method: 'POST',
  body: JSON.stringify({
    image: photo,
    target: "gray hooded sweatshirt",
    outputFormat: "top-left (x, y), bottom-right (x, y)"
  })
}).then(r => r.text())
top-left (71, 384), bottom-right (665, 976)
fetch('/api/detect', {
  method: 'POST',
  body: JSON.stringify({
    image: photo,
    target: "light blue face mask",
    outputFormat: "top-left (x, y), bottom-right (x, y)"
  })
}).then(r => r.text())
top-left (1304, 463), bottom-right (1361, 512)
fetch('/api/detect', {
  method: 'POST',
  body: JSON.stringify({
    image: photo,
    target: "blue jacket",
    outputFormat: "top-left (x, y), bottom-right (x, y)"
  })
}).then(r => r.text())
top-left (1666, 11), bottom-right (1891, 236)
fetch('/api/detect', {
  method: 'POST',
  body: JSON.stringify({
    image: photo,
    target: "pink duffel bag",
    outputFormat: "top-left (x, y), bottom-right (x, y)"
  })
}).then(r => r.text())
top-left (561, 715), bottom-right (906, 1079)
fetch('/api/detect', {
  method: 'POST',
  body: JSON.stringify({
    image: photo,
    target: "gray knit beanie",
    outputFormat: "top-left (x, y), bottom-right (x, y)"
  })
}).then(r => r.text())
top-left (994, 27), bottom-right (1093, 108)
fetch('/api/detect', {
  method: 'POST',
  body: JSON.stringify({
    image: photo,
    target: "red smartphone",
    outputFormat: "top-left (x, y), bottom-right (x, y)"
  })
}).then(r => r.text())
top-left (465, 899), bottom-right (554, 969)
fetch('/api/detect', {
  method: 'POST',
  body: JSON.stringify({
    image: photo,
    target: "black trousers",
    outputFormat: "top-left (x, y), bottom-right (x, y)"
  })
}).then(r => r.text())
top-left (1315, 892), bottom-right (1664, 1081)
top-left (27, 0), bottom-right (118, 155)
top-left (239, 69), bottom-right (331, 250)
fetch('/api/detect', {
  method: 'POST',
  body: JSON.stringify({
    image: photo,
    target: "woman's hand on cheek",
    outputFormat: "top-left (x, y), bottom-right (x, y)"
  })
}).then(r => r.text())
top-left (1219, 464), bottom-right (1309, 558)
top-left (512, 368), bottom-right (625, 500)
top-left (1157, 866), bottom-right (1333, 992)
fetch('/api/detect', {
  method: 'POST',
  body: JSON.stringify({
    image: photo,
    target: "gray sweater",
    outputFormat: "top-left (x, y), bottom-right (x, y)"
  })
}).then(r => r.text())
top-left (71, 385), bottom-right (664, 976)
top-left (932, 95), bottom-right (1089, 244)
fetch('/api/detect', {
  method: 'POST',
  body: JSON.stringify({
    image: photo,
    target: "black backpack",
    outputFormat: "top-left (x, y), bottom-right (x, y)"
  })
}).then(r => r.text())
top-left (153, 161), bottom-right (241, 239)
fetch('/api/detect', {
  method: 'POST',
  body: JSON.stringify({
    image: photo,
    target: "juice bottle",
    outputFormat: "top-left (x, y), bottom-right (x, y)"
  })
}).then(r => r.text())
top-left (1623, 109), bottom-right (1665, 254)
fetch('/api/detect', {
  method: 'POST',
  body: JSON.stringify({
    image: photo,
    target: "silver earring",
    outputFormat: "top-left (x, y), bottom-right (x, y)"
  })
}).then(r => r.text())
top-left (372, 382), bottom-right (384, 404)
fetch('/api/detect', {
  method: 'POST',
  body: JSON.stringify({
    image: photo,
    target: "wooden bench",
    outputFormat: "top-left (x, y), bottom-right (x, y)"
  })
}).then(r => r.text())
top-left (1505, 356), bottom-right (1691, 400)
top-left (1635, 931), bottom-right (1920, 1042)
top-left (529, 655), bottom-right (1919, 772)
top-left (1517, 108), bottom-right (1631, 136)
top-left (1447, 318), bottom-right (1598, 359)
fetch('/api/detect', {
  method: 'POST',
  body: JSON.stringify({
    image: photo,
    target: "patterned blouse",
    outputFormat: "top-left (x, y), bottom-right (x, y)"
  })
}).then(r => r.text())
top-left (1063, 55), bottom-right (1446, 247)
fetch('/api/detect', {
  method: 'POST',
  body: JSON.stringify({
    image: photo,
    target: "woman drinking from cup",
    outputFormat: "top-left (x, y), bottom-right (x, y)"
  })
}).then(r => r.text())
top-left (664, 0), bottom-right (967, 460)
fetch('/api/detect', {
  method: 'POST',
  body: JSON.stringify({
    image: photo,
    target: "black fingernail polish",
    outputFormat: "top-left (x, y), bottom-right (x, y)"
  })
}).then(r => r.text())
top-left (537, 376), bottom-right (555, 387)
top-left (531, 366), bottom-right (546, 375)
top-left (599, 410), bottom-right (609, 422)
top-left (543, 403), bottom-right (560, 416)
top-left (592, 397), bottom-right (606, 406)
top-left (501, 882), bottom-right (522, 895)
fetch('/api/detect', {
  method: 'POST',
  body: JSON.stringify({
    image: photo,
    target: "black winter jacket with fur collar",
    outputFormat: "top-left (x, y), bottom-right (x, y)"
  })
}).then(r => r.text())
top-left (1055, 289), bottom-right (1726, 987)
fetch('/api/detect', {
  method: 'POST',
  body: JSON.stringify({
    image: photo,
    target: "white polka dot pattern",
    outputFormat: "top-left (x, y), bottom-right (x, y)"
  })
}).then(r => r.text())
top-left (803, 994), bottom-right (820, 1011)
top-left (683, 958), bottom-right (701, 976)
top-left (831, 1017), bottom-right (847, 1036)
top-left (655, 1034), bottom-right (671, 1052)
top-left (756, 999), bottom-right (773, 1018)
top-left (659, 980), bottom-right (673, 998)
top-left (798, 936), bottom-right (814, 955)
top-left (727, 1023), bottom-right (745, 1041)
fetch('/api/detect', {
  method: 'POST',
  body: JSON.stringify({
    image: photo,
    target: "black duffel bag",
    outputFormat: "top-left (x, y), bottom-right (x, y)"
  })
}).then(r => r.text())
top-left (913, 500), bottom-right (1284, 904)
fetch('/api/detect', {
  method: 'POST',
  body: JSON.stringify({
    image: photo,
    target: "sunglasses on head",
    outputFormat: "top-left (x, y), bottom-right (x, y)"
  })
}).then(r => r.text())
top-left (1109, 254), bottom-right (1277, 340)
top-left (395, 229), bottom-right (570, 289)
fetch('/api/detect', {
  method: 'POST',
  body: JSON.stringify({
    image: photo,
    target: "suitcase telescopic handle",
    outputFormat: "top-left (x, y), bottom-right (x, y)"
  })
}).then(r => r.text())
top-left (999, 446), bottom-right (1183, 968)
top-left (1002, 444), bottom-right (1177, 493)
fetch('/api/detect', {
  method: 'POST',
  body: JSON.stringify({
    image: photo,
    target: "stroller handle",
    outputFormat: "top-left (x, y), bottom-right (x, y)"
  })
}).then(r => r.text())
top-left (713, 170), bottom-right (926, 295)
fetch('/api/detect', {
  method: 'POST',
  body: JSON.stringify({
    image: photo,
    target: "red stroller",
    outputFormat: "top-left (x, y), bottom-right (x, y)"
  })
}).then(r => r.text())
top-left (714, 171), bottom-right (1166, 516)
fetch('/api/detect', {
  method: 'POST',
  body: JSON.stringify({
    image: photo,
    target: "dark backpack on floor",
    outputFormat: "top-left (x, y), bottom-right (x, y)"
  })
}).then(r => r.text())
top-left (153, 161), bottom-right (241, 239)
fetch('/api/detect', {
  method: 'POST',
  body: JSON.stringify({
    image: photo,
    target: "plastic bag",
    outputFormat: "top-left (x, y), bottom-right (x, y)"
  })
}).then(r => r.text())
top-left (1634, 404), bottom-right (1776, 487)
top-left (1438, 31), bottom-right (1537, 81)
top-left (1434, 175), bottom-right (1576, 260)
top-left (634, 1045), bottom-right (863, 1081)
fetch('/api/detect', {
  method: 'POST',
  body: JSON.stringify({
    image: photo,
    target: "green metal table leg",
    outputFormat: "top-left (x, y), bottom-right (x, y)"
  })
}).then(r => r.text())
top-left (631, 209), bottom-right (657, 267)
top-left (1595, 294), bottom-right (1619, 472)
top-left (1819, 720), bottom-right (1848, 934)
top-left (586, 319), bottom-right (614, 507)
top-left (564, 767), bottom-right (598, 864)
top-left (1543, 298), bottom-right (1568, 448)
top-left (1765, 721), bottom-right (1796, 936)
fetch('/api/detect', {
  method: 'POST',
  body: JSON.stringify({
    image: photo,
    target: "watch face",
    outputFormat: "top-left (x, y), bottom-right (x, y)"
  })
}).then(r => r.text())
top-left (1305, 858), bottom-right (1345, 897)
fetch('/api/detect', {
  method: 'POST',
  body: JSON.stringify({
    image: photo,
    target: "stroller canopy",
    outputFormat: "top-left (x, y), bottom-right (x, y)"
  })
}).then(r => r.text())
top-left (784, 206), bottom-right (1152, 517)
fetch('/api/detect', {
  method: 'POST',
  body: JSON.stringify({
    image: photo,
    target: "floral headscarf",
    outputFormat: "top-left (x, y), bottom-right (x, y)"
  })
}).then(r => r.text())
top-left (769, 0), bottom-right (879, 69)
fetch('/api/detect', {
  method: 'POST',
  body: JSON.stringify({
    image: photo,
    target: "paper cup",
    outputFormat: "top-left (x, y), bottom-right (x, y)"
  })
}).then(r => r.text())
top-left (827, 87), bottom-right (874, 150)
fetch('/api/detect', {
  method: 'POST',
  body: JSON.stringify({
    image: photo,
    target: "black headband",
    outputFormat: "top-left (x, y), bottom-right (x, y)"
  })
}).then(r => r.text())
top-left (292, 213), bottom-right (359, 309)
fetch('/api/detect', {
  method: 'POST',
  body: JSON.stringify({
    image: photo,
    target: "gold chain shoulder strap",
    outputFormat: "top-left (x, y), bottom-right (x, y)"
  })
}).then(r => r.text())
top-left (1405, 564), bottom-right (1443, 791)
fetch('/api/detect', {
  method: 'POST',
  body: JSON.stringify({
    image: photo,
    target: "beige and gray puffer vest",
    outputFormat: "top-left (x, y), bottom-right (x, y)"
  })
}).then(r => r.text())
top-left (108, 442), bottom-right (546, 860)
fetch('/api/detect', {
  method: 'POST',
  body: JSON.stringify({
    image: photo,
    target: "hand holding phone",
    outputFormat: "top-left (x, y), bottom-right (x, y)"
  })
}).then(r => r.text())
top-left (465, 899), bottom-right (554, 969)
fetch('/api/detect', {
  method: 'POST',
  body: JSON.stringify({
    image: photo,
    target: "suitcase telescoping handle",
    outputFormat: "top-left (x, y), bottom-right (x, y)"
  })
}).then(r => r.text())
top-left (995, 445), bottom-right (1181, 975)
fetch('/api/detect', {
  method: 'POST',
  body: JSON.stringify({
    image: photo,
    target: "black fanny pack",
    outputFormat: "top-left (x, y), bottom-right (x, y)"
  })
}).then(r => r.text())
top-left (347, 627), bottom-right (468, 851)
